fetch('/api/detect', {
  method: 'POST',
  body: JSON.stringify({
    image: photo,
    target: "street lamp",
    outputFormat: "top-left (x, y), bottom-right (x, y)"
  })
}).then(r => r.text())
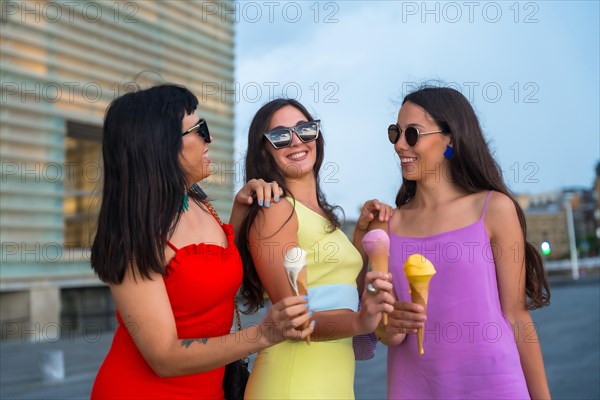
top-left (564, 193), bottom-right (579, 280)
top-left (541, 241), bottom-right (551, 256)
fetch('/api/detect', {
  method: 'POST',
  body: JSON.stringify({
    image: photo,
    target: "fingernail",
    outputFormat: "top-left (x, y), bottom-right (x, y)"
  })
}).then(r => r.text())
top-left (306, 303), bottom-right (310, 309)
top-left (303, 295), bottom-right (308, 300)
top-left (265, 201), bottom-right (270, 208)
top-left (259, 200), bottom-right (263, 206)
top-left (275, 196), bottom-right (280, 202)
top-left (310, 321), bottom-right (317, 328)
top-left (308, 311), bottom-right (313, 317)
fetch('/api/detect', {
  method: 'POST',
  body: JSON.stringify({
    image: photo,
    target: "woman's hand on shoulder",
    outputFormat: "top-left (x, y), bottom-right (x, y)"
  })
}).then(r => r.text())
top-left (251, 195), bottom-right (296, 238)
top-left (235, 178), bottom-right (283, 208)
top-left (353, 200), bottom-right (393, 252)
top-left (230, 178), bottom-right (285, 234)
top-left (355, 199), bottom-right (394, 232)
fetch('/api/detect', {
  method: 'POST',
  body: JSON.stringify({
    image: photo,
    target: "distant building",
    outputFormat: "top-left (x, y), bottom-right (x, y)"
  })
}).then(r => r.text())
top-left (565, 187), bottom-right (599, 257)
top-left (523, 204), bottom-right (570, 259)
top-left (595, 161), bottom-right (600, 247)
top-left (1, 2), bottom-right (235, 340)
top-left (519, 185), bottom-right (599, 260)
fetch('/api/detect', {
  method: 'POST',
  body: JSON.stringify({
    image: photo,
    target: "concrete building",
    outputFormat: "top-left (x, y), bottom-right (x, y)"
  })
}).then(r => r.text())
top-left (519, 186), bottom-right (599, 260)
top-left (1, 1), bottom-right (235, 340)
top-left (523, 206), bottom-right (570, 260)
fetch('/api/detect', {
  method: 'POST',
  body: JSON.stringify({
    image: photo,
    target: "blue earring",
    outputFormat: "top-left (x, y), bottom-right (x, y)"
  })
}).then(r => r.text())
top-left (444, 145), bottom-right (455, 159)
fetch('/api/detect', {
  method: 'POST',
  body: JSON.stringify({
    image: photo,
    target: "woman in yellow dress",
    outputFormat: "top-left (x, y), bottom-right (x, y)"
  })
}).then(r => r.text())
top-left (237, 99), bottom-right (395, 399)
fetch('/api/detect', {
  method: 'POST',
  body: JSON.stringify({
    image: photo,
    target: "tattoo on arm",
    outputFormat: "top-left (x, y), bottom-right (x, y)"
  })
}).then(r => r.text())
top-left (181, 338), bottom-right (209, 348)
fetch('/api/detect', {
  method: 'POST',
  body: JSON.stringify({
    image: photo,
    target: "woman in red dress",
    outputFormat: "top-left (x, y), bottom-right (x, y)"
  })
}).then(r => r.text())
top-left (90, 84), bottom-right (313, 399)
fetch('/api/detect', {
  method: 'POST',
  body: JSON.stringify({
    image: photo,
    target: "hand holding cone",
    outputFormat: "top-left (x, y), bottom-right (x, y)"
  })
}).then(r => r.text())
top-left (362, 229), bottom-right (390, 325)
top-left (283, 247), bottom-right (311, 345)
top-left (403, 254), bottom-right (436, 355)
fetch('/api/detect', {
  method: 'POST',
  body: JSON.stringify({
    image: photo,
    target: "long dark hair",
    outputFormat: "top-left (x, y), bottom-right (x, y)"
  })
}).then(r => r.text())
top-left (395, 86), bottom-right (550, 309)
top-left (237, 98), bottom-right (342, 313)
top-left (91, 84), bottom-right (205, 283)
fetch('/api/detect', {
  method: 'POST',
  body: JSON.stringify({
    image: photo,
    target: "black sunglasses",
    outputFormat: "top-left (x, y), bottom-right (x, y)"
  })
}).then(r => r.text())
top-left (263, 120), bottom-right (320, 149)
top-left (388, 124), bottom-right (447, 146)
top-left (182, 118), bottom-right (211, 143)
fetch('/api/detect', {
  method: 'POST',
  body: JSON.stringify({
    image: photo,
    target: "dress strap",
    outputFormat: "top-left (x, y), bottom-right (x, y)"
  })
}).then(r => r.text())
top-left (202, 199), bottom-right (223, 226)
top-left (167, 199), bottom-right (223, 252)
top-left (166, 241), bottom-right (178, 252)
top-left (480, 191), bottom-right (494, 220)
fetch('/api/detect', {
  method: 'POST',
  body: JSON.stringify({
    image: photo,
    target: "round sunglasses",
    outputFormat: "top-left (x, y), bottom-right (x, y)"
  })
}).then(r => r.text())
top-left (388, 124), bottom-right (447, 146)
top-left (263, 120), bottom-right (320, 149)
top-left (182, 118), bottom-right (211, 143)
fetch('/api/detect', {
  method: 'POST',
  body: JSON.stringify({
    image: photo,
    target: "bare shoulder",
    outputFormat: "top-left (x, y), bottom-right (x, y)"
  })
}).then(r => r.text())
top-left (486, 191), bottom-right (517, 217)
top-left (485, 191), bottom-right (521, 239)
top-left (388, 207), bottom-right (403, 233)
top-left (252, 197), bottom-right (298, 238)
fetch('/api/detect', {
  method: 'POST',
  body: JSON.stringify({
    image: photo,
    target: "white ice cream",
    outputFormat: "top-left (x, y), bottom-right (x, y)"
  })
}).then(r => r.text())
top-left (283, 247), bottom-right (307, 295)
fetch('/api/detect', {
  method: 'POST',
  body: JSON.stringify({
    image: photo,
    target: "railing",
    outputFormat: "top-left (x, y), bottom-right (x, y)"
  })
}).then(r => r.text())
top-left (544, 257), bottom-right (600, 271)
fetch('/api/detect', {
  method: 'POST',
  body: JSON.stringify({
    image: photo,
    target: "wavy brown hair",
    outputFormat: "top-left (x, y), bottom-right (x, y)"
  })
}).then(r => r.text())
top-left (395, 86), bottom-right (550, 309)
top-left (237, 99), bottom-right (342, 313)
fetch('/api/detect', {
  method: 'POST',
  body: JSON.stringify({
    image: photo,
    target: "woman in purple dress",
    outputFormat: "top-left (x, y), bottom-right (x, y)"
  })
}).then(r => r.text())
top-left (371, 86), bottom-right (551, 399)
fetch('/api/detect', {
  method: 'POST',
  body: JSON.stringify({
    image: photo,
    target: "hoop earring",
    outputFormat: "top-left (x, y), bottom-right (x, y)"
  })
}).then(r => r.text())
top-left (443, 145), bottom-right (455, 159)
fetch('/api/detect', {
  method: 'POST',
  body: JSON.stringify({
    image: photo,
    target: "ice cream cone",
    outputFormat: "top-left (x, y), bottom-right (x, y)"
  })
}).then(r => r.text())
top-left (403, 254), bottom-right (436, 355)
top-left (362, 229), bottom-right (390, 325)
top-left (295, 266), bottom-right (308, 297)
top-left (284, 247), bottom-right (311, 345)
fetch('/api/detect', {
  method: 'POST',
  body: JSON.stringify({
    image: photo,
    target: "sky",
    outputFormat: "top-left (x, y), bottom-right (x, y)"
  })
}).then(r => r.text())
top-left (232, 1), bottom-right (600, 220)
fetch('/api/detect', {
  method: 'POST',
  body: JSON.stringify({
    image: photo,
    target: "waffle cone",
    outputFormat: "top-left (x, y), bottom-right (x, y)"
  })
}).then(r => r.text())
top-left (407, 276), bottom-right (434, 355)
top-left (295, 266), bottom-right (308, 297)
top-left (368, 249), bottom-right (389, 325)
top-left (288, 266), bottom-right (311, 344)
top-left (369, 252), bottom-right (389, 274)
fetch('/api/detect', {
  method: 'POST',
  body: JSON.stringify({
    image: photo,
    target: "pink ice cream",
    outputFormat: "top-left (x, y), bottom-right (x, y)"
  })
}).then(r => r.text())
top-left (362, 229), bottom-right (391, 255)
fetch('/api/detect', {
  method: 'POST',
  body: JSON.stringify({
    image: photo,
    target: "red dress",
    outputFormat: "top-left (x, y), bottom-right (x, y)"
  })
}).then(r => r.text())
top-left (91, 222), bottom-right (242, 399)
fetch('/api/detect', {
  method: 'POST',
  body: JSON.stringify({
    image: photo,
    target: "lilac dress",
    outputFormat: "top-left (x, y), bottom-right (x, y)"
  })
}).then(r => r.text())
top-left (387, 192), bottom-right (530, 399)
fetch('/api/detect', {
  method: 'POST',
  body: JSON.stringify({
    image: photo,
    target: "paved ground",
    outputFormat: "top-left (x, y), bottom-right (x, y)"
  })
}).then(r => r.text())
top-left (0, 334), bottom-right (111, 399)
top-left (1, 277), bottom-right (598, 399)
top-left (354, 276), bottom-right (600, 399)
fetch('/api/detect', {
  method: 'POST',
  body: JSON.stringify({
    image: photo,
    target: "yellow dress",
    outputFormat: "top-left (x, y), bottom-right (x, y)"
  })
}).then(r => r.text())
top-left (245, 199), bottom-right (363, 399)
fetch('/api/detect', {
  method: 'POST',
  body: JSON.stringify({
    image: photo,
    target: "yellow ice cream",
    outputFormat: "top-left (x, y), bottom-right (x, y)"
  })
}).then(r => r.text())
top-left (403, 254), bottom-right (436, 355)
top-left (403, 254), bottom-right (436, 277)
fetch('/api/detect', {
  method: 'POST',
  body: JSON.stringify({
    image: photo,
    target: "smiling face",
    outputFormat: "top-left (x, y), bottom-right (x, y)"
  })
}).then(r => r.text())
top-left (265, 105), bottom-right (317, 181)
top-left (179, 112), bottom-right (212, 186)
top-left (395, 101), bottom-right (451, 182)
